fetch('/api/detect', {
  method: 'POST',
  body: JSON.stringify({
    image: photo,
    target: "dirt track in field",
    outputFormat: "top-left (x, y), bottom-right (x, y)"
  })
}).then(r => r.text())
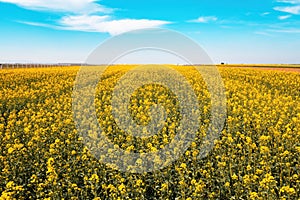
top-left (230, 67), bottom-right (300, 73)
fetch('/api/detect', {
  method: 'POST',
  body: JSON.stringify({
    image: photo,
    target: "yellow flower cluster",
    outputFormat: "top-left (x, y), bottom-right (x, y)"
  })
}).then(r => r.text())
top-left (0, 66), bottom-right (299, 199)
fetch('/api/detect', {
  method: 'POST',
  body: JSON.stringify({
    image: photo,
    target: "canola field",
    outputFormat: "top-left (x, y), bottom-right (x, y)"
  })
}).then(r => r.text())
top-left (0, 66), bottom-right (299, 199)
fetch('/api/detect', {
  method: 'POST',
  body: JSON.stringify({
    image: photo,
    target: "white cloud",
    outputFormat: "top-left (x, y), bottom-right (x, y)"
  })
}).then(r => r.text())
top-left (20, 15), bottom-right (171, 36)
top-left (276, 0), bottom-right (300, 4)
top-left (261, 12), bottom-right (271, 16)
top-left (278, 15), bottom-right (292, 19)
top-left (274, 5), bottom-right (300, 14)
top-left (0, 0), bottom-right (111, 13)
top-left (60, 15), bottom-right (110, 28)
top-left (17, 21), bottom-right (58, 29)
top-left (269, 28), bottom-right (300, 33)
top-left (60, 15), bottom-right (171, 35)
top-left (189, 16), bottom-right (217, 23)
top-left (274, 0), bottom-right (300, 15)
top-left (254, 31), bottom-right (274, 37)
top-left (5, 0), bottom-right (170, 35)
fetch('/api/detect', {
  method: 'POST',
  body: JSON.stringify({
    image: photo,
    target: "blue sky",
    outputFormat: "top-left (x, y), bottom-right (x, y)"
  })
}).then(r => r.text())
top-left (0, 0), bottom-right (300, 64)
